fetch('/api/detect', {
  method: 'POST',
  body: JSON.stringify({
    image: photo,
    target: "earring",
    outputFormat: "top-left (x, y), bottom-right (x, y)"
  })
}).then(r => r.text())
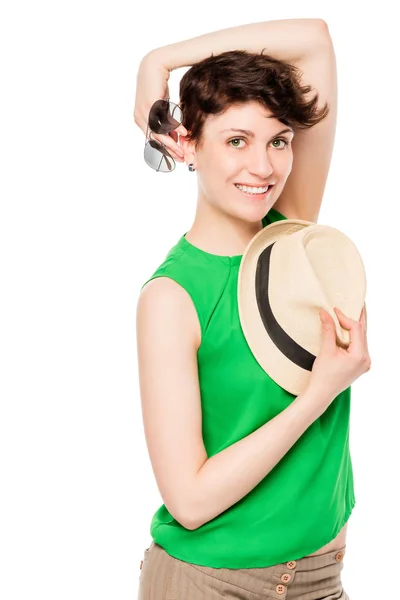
top-left (188, 164), bottom-right (196, 172)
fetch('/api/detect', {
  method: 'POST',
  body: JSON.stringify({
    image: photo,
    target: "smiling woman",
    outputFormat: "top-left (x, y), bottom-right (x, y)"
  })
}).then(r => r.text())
top-left (175, 48), bottom-right (328, 253)
top-left (134, 18), bottom-right (354, 600)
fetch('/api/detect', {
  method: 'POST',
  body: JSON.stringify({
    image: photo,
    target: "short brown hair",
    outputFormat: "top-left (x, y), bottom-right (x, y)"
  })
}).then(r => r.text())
top-left (179, 50), bottom-right (329, 150)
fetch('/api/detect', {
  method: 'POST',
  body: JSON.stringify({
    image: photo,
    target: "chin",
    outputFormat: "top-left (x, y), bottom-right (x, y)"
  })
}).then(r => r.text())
top-left (232, 205), bottom-right (270, 224)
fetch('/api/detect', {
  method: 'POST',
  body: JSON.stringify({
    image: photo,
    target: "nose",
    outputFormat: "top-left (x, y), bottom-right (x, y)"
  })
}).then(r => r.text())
top-left (246, 146), bottom-right (274, 179)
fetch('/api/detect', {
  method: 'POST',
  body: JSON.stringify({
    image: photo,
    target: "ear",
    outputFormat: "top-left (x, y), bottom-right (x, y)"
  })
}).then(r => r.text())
top-left (179, 136), bottom-right (196, 167)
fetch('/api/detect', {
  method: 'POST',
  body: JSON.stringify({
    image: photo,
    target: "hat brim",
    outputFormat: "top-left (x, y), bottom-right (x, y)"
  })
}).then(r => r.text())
top-left (237, 219), bottom-right (315, 395)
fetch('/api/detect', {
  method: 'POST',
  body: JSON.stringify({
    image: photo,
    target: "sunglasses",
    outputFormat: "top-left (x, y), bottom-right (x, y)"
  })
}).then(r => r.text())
top-left (144, 99), bottom-right (183, 173)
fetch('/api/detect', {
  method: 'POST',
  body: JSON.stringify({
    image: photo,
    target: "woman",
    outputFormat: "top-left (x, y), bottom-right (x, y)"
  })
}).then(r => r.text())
top-left (134, 19), bottom-right (370, 600)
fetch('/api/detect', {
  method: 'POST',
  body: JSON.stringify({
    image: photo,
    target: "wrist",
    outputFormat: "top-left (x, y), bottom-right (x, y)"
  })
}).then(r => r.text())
top-left (298, 383), bottom-right (336, 420)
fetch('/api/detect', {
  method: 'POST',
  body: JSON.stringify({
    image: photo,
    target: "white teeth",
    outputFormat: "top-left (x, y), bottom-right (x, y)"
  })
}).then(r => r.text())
top-left (235, 184), bottom-right (270, 194)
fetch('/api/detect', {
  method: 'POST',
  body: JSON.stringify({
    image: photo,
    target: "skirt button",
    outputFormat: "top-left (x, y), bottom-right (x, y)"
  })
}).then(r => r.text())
top-left (281, 573), bottom-right (291, 583)
top-left (286, 560), bottom-right (297, 569)
top-left (335, 551), bottom-right (344, 562)
top-left (276, 584), bottom-right (286, 595)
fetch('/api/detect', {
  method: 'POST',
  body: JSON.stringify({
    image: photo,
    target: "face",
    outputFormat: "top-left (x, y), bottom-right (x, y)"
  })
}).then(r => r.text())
top-left (181, 101), bottom-right (294, 223)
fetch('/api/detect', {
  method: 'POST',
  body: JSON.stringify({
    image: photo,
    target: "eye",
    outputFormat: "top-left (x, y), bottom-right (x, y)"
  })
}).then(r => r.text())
top-left (271, 138), bottom-right (291, 149)
top-left (228, 138), bottom-right (246, 149)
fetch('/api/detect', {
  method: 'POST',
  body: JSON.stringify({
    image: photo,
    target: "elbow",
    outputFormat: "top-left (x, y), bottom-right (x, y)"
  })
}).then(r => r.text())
top-left (310, 18), bottom-right (329, 31)
top-left (176, 506), bottom-right (204, 531)
top-left (317, 19), bottom-right (332, 40)
top-left (182, 515), bottom-right (203, 531)
top-left (317, 18), bottom-right (328, 28)
top-left (170, 498), bottom-right (204, 531)
top-left (313, 19), bottom-right (333, 52)
top-left (164, 479), bottom-right (208, 530)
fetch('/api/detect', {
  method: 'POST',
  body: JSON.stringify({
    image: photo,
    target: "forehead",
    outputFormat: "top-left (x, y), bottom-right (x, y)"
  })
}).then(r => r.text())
top-left (205, 101), bottom-right (279, 131)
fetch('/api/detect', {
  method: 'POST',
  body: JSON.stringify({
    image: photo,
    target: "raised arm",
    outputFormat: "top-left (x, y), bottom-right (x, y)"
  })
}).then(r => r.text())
top-left (138, 19), bottom-right (337, 222)
top-left (147, 18), bottom-right (328, 69)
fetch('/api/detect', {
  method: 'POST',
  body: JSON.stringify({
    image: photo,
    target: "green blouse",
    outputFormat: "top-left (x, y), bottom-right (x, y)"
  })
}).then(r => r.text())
top-left (140, 207), bottom-right (355, 568)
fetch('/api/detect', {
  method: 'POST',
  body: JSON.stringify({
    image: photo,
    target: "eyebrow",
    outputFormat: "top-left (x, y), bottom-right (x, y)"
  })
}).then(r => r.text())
top-left (219, 127), bottom-right (294, 138)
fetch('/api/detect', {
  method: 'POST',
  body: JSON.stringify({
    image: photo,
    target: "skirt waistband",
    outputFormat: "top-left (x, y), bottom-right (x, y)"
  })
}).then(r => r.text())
top-left (285, 545), bottom-right (346, 572)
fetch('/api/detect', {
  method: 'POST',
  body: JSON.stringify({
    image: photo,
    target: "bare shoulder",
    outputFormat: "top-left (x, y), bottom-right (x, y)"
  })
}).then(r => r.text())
top-left (136, 276), bottom-right (206, 529)
top-left (137, 276), bottom-right (201, 349)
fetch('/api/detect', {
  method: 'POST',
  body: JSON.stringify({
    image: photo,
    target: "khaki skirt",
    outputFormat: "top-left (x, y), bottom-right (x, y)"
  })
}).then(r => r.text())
top-left (138, 541), bottom-right (349, 599)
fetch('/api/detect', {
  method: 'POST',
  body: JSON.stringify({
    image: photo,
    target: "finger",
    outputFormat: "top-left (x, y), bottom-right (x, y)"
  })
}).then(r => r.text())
top-left (153, 133), bottom-right (184, 158)
top-left (334, 307), bottom-right (364, 353)
top-left (176, 124), bottom-right (188, 136)
top-left (337, 305), bottom-right (367, 329)
top-left (168, 131), bottom-right (185, 158)
top-left (169, 131), bottom-right (186, 162)
top-left (319, 309), bottom-right (337, 351)
top-left (334, 307), bottom-right (359, 328)
top-left (151, 132), bottom-right (184, 160)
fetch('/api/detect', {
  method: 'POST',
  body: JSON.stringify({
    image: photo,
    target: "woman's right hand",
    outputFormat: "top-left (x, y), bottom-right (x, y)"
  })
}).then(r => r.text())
top-left (133, 52), bottom-right (188, 162)
top-left (309, 305), bottom-right (371, 405)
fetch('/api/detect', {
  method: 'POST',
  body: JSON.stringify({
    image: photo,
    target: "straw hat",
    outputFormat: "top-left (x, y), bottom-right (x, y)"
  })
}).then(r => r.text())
top-left (237, 219), bottom-right (367, 396)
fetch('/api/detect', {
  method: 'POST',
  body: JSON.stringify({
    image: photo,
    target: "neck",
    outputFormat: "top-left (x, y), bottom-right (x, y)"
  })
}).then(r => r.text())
top-left (185, 195), bottom-right (267, 256)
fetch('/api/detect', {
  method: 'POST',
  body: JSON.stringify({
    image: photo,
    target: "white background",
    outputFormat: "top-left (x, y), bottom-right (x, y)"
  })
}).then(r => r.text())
top-left (1, 1), bottom-right (398, 599)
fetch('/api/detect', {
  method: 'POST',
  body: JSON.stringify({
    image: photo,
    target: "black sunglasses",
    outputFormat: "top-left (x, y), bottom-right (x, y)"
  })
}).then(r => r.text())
top-left (144, 99), bottom-right (183, 173)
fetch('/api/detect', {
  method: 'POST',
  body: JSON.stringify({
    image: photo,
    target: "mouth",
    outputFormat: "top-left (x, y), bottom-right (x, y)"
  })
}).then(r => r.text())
top-left (234, 183), bottom-right (274, 199)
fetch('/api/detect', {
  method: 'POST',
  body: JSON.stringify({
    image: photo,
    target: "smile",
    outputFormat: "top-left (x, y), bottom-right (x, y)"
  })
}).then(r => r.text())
top-left (235, 183), bottom-right (273, 198)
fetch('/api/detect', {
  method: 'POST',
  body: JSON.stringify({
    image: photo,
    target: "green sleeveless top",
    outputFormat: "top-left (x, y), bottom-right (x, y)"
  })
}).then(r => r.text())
top-left (140, 207), bottom-right (355, 568)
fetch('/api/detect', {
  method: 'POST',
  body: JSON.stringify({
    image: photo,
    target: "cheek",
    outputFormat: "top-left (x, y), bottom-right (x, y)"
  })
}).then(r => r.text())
top-left (198, 150), bottom-right (237, 179)
top-left (274, 151), bottom-right (293, 178)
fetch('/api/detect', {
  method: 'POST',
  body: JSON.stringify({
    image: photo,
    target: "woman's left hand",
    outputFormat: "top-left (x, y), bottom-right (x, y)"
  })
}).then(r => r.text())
top-left (133, 52), bottom-right (188, 162)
